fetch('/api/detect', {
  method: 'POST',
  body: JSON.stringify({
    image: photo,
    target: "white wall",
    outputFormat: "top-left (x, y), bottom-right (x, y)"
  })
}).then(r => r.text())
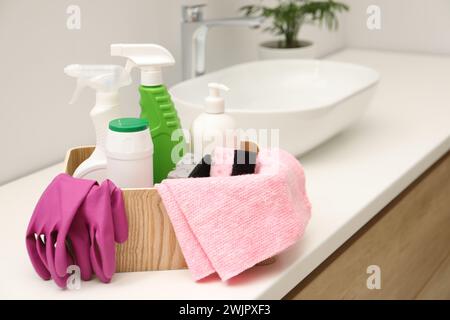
top-left (0, 0), bottom-right (346, 184)
top-left (344, 0), bottom-right (450, 54)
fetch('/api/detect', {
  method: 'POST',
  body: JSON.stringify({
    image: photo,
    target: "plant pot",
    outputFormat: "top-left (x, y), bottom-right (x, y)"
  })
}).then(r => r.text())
top-left (258, 40), bottom-right (316, 60)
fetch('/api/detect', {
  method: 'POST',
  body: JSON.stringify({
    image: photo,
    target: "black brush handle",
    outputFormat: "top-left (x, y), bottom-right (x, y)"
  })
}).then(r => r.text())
top-left (231, 150), bottom-right (257, 176)
top-left (188, 154), bottom-right (212, 178)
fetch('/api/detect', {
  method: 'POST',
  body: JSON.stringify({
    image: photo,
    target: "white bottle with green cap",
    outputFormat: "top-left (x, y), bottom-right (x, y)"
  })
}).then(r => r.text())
top-left (106, 118), bottom-right (154, 188)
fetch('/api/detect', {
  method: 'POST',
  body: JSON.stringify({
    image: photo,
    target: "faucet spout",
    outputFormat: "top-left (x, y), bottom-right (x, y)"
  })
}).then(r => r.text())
top-left (192, 17), bottom-right (262, 78)
top-left (181, 5), bottom-right (263, 80)
top-left (203, 17), bottom-right (262, 29)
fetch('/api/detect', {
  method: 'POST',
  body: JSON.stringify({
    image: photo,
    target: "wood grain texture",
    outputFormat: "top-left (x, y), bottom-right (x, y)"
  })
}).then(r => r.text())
top-left (64, 146), bottom-right (95, 176)
top-left (64, 146), bottom-right (187, 273)
top-left (416, 253), bottom-right (450, 300)
top-left (116, 188), bottom-right (187, 272)
top-left (286, 152), bottom-right (450, 300)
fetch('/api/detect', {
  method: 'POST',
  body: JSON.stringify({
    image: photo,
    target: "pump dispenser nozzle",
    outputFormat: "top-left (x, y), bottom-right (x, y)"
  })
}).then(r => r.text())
top-left (205, 82), bottom-right (229, 114)
top-left (191, 82), bottom-right (235, 159)
top-left (110, 44), bottom-right (175, 86)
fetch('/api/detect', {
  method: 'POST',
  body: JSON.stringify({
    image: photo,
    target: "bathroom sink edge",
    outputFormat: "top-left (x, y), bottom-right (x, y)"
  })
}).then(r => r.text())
top-left (170, 59), bottom-right (380, 115)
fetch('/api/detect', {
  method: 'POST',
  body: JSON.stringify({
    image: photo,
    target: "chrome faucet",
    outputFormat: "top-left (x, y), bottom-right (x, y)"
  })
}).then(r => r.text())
top-left (181, 4), bottom-right (262, 79)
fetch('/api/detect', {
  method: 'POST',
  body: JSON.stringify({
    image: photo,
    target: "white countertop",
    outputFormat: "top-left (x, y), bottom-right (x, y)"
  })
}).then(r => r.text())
top-left (1, 49), bottom-right (449, 299)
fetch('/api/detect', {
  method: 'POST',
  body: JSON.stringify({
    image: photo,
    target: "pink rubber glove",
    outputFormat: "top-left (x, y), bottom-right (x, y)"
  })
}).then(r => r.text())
top-left (25, 174), bottom-right (96, 287)
top-left (26, 174), bottom-right (128, 287)
top-left (64, 180), bottom-right (128, 283)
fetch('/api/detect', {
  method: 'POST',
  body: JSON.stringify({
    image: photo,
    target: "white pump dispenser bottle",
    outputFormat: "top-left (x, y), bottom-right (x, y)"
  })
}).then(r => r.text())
top-left (191, 83), bottom-right (236, 160)
top-left (64, 64), bottom-right (131, 181)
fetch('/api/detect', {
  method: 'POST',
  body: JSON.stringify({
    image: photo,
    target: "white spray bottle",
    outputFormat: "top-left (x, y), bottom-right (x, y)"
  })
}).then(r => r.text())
top-left (64, 64), bottom-right (131, 181)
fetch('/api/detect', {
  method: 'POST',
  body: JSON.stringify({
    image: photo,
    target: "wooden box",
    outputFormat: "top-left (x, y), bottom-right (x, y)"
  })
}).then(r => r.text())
top-left (64, 146), bottom-right (187, 272)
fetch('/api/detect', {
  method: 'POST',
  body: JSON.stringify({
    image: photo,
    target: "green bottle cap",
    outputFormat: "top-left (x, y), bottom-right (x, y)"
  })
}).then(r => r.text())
top-left (109, 118), bottom-right (149, 133)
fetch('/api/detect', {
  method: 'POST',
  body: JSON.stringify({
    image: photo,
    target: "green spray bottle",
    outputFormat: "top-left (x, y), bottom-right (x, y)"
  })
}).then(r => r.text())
top-left (111, 44), bottom-right (185, 183)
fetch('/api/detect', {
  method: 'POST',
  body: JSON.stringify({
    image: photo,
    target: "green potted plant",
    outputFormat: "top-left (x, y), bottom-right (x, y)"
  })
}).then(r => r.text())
top-left (241, 0), bottom-right (349, 59)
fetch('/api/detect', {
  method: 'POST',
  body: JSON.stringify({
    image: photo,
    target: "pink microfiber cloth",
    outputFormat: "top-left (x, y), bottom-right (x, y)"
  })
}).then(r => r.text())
top-left (156, 148), bottom-right (311, 281)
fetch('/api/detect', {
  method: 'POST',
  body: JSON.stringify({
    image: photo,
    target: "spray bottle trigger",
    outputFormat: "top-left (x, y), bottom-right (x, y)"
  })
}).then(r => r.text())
top-left (69, 78), bottom-right (87, 104)
top-left (124, 59), bottom-right (137, 74)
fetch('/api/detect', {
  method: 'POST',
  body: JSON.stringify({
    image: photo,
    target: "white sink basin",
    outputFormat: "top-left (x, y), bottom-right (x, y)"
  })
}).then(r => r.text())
top-left (170, 59), bottom-right (379, 155)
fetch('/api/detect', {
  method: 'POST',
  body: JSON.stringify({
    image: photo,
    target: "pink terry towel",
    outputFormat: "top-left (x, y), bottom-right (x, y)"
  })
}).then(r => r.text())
top-left (156, 148), bottom-right (311, 281)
